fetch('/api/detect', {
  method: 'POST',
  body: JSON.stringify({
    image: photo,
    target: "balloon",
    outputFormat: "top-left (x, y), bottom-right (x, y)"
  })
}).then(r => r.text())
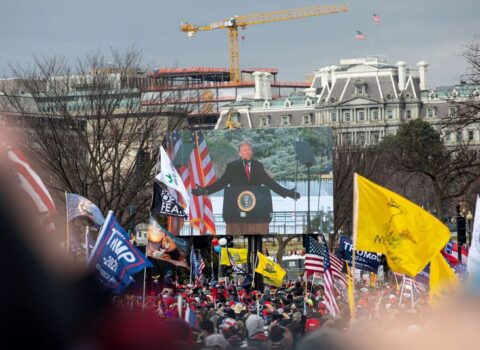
top-left (212, 238), bottom-right (219, 246)
top-left (219, 238), bottom-right (227, 246)
top-left (214, 245), bottom-right (221, 253)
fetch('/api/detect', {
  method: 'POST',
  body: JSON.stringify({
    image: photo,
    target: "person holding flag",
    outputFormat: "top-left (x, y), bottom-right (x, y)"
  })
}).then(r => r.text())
top-left (156, 145), bottom-right (190, 214)
top-left (254, 252), bottom-right (286, 287)
top-left (88, 210), bottom-right (152, 294)
top-left (353, 173), bottom-right (458, 303)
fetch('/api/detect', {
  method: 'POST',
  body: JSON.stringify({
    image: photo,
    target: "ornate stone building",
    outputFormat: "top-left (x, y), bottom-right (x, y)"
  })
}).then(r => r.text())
top-left (216, 56), bottom-right (480, 145)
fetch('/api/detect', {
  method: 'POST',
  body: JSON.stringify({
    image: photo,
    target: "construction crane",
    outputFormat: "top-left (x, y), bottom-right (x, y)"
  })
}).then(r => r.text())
top-left (180, 4), bottom-right (349, 83)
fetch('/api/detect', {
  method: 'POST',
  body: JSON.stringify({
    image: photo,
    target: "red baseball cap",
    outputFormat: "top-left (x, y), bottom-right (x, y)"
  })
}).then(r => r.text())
top-left (305, 318), bottom-right (321, 332)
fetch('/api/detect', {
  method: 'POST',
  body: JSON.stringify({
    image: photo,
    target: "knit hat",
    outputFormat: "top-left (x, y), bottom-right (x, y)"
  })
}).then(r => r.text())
top-left (205, 334), bottom-right (229, 350)
top-left (268, 325), bottom-right (294, 350)
top-left (245, 314), bottom-right (265, 337)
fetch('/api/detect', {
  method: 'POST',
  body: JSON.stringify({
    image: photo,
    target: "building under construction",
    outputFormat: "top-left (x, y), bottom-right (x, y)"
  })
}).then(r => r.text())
top-left (141, 67), bottom-right (310, 128)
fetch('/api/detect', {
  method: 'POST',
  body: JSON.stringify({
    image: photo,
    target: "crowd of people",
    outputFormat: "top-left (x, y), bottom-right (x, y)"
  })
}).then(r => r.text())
top-left (110, 274), bottom-right (433, 350)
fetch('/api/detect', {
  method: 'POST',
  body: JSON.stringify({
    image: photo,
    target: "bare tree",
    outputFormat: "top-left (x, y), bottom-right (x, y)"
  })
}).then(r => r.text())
top-left (1, 49), bottom-right (190, 227)
top-left (332, 141), bottom-right (388, 246)
top-left (274, 234), bottom-right (301, 263)
top-left (443, 35), bottom-right (480, 128)
top-left (379, 119), bottom-right (480, 221)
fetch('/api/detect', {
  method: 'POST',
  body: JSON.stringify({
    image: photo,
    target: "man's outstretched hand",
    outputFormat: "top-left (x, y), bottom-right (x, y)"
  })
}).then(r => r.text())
top-left (286, 189), bottom-right (300, 200)
top-left (191, 185), bottom-right (207, 196)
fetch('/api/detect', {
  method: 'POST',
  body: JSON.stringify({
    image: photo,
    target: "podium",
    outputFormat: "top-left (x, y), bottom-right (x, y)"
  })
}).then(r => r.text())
top-left (222, 185), bottom-right (273, 235)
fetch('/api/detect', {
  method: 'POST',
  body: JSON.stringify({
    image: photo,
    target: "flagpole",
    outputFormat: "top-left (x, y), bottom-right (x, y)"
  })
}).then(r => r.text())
top-left (190, 243), bottom-right (194, 285)
top-left (351, 173), bottom-right (359, 311)
top-left (65, 192), bottom-right (70, 254)
top-left (371, 17), bottom-right (375, 54)
top-left (142, 267), bottom-right (147, 309)
top-left (85, 225), bottom-right (90, 263)
top-left (252, 252), bottom-right (257, 289)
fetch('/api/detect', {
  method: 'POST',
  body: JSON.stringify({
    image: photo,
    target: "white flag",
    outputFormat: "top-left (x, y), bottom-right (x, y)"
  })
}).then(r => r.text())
top-left (468, 196), bottom-right (480, 273)
top-left (155, 146), bottom-right (189, 213)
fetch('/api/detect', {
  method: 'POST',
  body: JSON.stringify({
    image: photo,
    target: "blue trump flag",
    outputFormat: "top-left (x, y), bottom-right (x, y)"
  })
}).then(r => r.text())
top-left (337, 236), bottom-right (380, 273)
top-left (88, 210), bottom-right (152, 294)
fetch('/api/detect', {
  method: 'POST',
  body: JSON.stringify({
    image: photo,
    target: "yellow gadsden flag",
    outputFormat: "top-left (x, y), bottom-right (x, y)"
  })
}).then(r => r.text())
top-left (220, 248), bottom-right (248, 266)
top-left (255, 252), bottom-right (286, 287)
top-left (353, 174), bottom-right (451, 276)
top-left (429, 252), bottom-right (459, 304)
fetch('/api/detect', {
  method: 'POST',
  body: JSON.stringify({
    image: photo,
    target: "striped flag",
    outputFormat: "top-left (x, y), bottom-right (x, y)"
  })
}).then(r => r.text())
top-left (355, 30), bottom-right (366, 40)
top-left (373, 13), bottom-right (381, 23)
top-left (191, 250), bottom-right (205, 286)
top-left (7, 146), bottom-right (56, 214)
top-left (319, 235), bottom-right (340, 316)
top-left (188, 131), bottom-right (216, 235)
top-left (6, 144), bottom-right (57, 232)
top-left (305, 235), bottom-right (348, 287)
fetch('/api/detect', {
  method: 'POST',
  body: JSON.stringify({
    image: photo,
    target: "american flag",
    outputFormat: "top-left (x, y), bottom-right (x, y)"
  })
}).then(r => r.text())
top-left (319, 235), bottom-right (340, 316)
top-left (191, 250), bottom-right (205, 286)
top-left (442, 240), bottom-right (468, 265)
top-left (373, 13), bottom-right (381, 23)
top-left (305, 235), bottom-right (348, 287)
top-left (188, 131), bottom-right (216, 235)
top-left (355, 30), bottom-right (366, 40)
top-left (6, 145), bottom-right (57, 231)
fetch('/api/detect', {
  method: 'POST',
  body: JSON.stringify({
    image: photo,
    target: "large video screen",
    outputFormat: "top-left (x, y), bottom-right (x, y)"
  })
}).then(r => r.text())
top-left (166, 127), bottom-right (333, 236)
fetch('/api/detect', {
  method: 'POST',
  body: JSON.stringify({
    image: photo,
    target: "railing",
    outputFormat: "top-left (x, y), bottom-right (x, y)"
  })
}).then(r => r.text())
top-left (178, 210), bottom-right (334, 236)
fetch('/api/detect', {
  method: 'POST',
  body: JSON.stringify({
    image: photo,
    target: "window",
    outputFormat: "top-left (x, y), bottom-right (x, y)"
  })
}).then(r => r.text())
top-left (281, 115), bottom-right (291, 126)
top-left (343, 111), bottom-right (351, 122)
top-left (356, 132), bottom-right (366, 145)
top-left (331, 111), bottom-right (337, 122)
top-left (405, 109), bottom-right (412, 119)
top-left (426, 107), bottom-right (436, 118)
top-left (260, 116), bottom-right (270, 127)
top-left (263, 101), bottom-right (270, 108)
top-left (355, 84), bottom-right (367, 95)
top-left (343, 133), bottom-right (353, 145)
top-left (305, 99), bottom-right (312, 107)
top-left (468, 130), bottom-right (474, 141)
top-left (357, 110), bottom-right (365, 122)
top-left (371, 109), bottom-right (379, 121)
top-left (456, 131), bottom-right (463, 142)
top-left (449, 106), bottom-right (457, 116)
top-left (230, 113), bottom-right (239, 124)
top-left (429, 91), bottom-right (436, 100)
top-left (284, 100), bottom-right (291, 108)
top-left (445, 131), bottom-right (451, 142)
top-left (303, 114), bottom-right (312, 125)
top-left (387, 109), bottom-right (394, 119)
top-left (371, 131), bottom-right (381, 144)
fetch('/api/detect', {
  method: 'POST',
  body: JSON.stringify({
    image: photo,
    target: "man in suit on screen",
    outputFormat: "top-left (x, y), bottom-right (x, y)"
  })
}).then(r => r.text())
top-left (191, 142), bottom-right (300, 199)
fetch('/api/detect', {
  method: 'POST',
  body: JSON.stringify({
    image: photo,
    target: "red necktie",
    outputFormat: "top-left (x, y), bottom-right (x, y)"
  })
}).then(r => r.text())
top-left (245, 162), bottom-right (251, 180)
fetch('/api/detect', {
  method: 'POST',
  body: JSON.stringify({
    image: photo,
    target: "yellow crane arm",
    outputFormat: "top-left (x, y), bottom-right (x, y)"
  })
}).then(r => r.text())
top-left (235, 4), bottom-right (349, 27)
top-left (180, 4), bottom-right (349, 82)
top-left (180, 4), bottom-right (348, 33)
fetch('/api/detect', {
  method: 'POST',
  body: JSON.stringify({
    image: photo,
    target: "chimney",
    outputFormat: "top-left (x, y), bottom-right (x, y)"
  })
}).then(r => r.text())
top-left (319, 67), bottom-right (331, 88)
top-left (396, 61), bottom-right (407, 91)
top-left (253, 71), bottom-right (264, 100)
top-left (263, 72), bottom-right (272, 100)
top-left (417, 60), bottom-right (429, 90)
top-left (330, 66), bottom-right (338, 86)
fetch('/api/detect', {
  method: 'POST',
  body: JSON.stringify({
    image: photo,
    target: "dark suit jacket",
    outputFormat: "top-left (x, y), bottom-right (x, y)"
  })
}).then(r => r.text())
top-left (204, 158), bottom-right (290, 197)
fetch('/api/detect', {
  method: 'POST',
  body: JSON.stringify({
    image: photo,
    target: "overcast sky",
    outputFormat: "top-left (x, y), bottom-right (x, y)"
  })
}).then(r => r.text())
top-left (1, 0), bottom-right (478, 87)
